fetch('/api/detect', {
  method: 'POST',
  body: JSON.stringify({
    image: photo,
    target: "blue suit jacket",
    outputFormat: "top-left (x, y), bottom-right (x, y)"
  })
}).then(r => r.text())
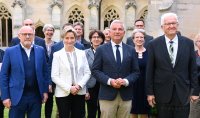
top-left (92, 42), bottom-right (140, 101)
top-left (11, 36), bottom-right (48, 61)
top-left (0, 44), bottom-right (49, 106)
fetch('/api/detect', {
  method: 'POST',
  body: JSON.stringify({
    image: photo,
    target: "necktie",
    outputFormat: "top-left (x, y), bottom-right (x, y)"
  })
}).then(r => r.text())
top-left (115, 45), bottom-right (121, 67)
top-left (169, 41), bottom-right (174, 66)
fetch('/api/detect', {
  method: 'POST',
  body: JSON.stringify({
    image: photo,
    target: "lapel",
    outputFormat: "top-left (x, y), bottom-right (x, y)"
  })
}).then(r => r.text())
top-left (34, 45), bottom-right (38, 72)
top-left (121, 43), bottom-right (127, 66)
top-left (107, 43), bottom-right (117, 66)
top-left (174, 36), bottom-right (184, 67)
top-left (16, 45), bottom-right (25, 74)
top-left (87, 49), bottom-right (94, 61)
top-left (160, 36), bottom-right (173, 68)
top-left (60, 48), bottom-right (70, 70)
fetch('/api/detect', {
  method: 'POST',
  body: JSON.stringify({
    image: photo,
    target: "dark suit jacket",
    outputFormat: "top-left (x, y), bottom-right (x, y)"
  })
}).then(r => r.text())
top-left (92, 42), bottom-right (139, 101)
top-left (81, 38), bottom-right (91, 49)
top-left (126, 34), bottom-right (153, 48)
top-left (0, 49), bottom-right (4, 63)
top-left (0, 44), bottom-right (49, 106)
top-left (146, 35), bottom-right (199, 105)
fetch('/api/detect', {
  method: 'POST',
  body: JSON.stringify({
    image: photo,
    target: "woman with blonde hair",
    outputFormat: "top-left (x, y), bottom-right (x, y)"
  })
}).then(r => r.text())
top-left (51, 27), bottom-right (91, 118)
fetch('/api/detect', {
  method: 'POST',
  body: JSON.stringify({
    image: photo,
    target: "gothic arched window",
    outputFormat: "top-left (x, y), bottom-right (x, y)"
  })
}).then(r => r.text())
top-left (0, 4), bottom-right (12, 47)
top-left (104, 9), bottom-right (119, 29)
top-left (140, 9), bottom-right (148, 20)
top-left (68, 8), bottom-right (84, 25)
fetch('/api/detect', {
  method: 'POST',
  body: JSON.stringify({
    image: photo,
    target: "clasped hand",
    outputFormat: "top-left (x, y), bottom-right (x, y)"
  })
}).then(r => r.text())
top-left (110, 78), bottom-right (126, 88)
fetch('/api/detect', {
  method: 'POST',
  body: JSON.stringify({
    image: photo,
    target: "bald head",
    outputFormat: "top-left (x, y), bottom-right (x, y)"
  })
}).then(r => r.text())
top-left (18, 26), bottom-right (34, 48)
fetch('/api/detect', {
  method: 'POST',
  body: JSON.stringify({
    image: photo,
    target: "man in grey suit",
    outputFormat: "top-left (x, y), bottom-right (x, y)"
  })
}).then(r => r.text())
top-left (126, 19), bottom-right (153, 48)
top-left (146, 12), bottom-right (200, 118)
top-left (92, 20), bottom-right (139, 118)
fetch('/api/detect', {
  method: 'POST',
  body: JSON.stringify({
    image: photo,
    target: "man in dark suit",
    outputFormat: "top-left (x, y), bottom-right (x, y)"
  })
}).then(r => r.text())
top-left (146, 12), bottom-right (199, 118)
top-left (11, 19), bottom-right (47, 59)
top-left (126, 19), bottom-right (153, 48)
top-left (92, 20), bottom-right (139, 118)
top-left (0, 26), bottom-right (49, 117)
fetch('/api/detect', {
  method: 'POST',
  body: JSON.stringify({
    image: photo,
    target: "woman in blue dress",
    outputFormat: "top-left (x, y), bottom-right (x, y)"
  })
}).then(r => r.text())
top-left (130, 29), bottom-right (150, 118)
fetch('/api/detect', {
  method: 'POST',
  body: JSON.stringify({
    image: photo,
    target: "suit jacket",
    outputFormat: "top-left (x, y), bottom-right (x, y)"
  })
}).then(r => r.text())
top-left (92, 42), bottom-right (139, 101)
top-left (0, 44), bottom-right (49, 106)
top-left (146, 35), bottom-right (199, 105)
top-left (11, 36), bottom-right (48, 61)
top-left (85, 48), bottom-right (96, 88)
top-left (0, 49), bottom-right (4, 63)
top-left (126, 34), bottom-right (153, 48)
top-left (48, 41), bottom-right (84, 83)
top-left (51, 48), bottom-right (91, 97)
top-left (81, 38), bottom-right (91, 49)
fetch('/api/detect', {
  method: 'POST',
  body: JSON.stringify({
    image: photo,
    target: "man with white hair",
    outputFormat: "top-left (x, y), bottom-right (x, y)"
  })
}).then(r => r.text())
top-left (146, 12), bottom-right (199, 118)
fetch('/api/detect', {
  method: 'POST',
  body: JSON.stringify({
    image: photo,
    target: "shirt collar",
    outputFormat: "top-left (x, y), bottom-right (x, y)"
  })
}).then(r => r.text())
top-left (20, 43), bottom-right (33, 50)
top-left (111, 40), bottom-right (122, 48)
top-left (165, 35), bottom-right (178, 44)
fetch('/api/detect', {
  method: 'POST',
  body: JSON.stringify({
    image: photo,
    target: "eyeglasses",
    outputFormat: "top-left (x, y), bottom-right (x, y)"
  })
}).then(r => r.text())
top-left (163, 22), bottom-right (178, 26)
top-left (20, 33), bottom-right (34, 37)
top-left (92, 36), bottom-right (101, 39)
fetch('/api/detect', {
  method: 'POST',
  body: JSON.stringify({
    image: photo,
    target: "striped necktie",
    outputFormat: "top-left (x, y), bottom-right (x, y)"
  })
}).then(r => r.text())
top-left (169, 41), bottom-right (174, 66)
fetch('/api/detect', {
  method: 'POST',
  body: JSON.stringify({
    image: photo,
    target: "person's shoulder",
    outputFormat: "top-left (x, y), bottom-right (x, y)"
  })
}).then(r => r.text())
top-left (145, 34), bottom-right (154, 39)
top-left (35, 36), bottom-right (44, 41)
top-left (5, 44), bottom-right (19, 52)
top-left (179, 35), bottom-right (194, 44)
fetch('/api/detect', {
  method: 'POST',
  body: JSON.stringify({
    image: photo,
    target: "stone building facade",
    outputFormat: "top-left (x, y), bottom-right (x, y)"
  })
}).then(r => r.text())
top-left (0, 0), bottom-right (200, 48)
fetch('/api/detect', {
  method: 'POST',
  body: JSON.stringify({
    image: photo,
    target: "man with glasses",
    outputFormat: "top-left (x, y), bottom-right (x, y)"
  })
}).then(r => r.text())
top-left (146, 12), bottom-right (199, 118)
top-left (11, 19), bottom-right (47, 60)
top-left (0, 26), bottom-right (49, 117)
top-left (126, 19), bottom-right (153, 48)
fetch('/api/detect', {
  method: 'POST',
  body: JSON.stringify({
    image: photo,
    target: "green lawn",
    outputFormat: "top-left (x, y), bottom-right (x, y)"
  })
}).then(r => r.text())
top-left (4, 99), bottom-right (58, 118)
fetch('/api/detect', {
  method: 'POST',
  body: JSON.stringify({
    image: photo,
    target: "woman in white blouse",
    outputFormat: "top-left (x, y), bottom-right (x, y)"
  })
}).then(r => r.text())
top-left (51, 27), bottom-right (91, 118)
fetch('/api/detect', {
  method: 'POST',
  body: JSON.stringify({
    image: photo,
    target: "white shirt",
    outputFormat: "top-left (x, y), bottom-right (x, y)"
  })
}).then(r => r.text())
top-left (20, 43), bottom-right (33, 59)
top-left (165, 35), bottom-right (178, 66)
top-left (111, 40), bottom-right (123, 62)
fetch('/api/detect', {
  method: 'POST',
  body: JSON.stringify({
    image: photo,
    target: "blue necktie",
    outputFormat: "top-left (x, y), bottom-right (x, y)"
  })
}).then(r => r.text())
top-left (116, 45), bottom-right (121, 67)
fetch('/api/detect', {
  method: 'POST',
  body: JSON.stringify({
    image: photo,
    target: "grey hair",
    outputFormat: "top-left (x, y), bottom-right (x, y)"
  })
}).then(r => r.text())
top-left (132, 29), bottom-right (145, 38)
top-left (160, 12), bottom-right (179, 26)
top-left (110, 20), bottom-right (125, 31)
top-left (42, 24), bottom-right (55, 32)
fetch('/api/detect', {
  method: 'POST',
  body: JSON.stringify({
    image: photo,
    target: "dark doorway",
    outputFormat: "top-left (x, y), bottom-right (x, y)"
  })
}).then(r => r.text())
top-left (35, 26), bottom-right (44, 38)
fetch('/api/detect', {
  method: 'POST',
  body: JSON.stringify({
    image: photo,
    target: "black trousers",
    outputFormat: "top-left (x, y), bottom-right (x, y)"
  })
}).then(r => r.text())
top-left (56, 94), bottom-right (85, 118)
top-left (45, 92), bottom-right (54, 118)
top-left (86, 84), bottom-right (100, 118)
top-left (157, 86), bottom-right (190, 118)
top-left (0, 100), bottom-right (4, 118)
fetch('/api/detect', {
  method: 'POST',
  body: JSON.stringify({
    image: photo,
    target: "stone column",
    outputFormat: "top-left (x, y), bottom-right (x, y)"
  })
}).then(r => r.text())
top-left (125, 0), bottom-right (136, 40)
top-left (50, 0), bottom-right (63, 42)
top-left (88, 1), bottom-right (99, 31)
top-left (12, 0), bottom-right (25, 37)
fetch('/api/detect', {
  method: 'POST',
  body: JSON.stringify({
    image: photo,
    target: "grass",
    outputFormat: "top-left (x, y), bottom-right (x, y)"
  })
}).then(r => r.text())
top-left (4, 98), bottom-right (58, 118)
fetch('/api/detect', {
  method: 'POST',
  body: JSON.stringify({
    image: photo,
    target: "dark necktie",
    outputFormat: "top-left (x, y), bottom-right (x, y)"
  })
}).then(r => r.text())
top-left (115, 45), bottom-right (121, 67)
top-left (169, 41), bottom-right (174, 66)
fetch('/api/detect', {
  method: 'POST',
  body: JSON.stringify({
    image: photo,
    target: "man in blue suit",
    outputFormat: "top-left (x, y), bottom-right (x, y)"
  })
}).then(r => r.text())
top-left (92, 20), bottom-right (139, 118)
top-left (11, 19), bottom-right (48, 61)
top-left (0, 26), bottom-right (49, 118)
